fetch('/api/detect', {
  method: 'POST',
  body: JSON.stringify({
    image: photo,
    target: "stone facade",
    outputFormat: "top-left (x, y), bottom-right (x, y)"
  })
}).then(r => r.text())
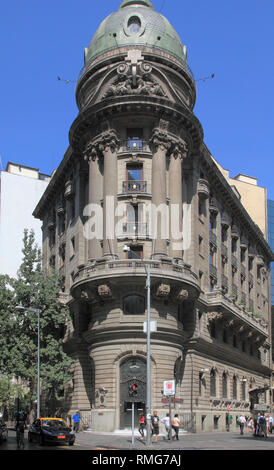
top-left (34, 0), bottom-right (274, 432)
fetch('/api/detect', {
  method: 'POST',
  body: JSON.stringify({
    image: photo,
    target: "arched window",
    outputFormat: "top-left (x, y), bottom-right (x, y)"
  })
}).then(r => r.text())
top-left (210, 369), bottom-right (216, 397)
top-left (222, 372), bottom-right (228, 399)
top-left (123, 295), bottom-right (145, 315)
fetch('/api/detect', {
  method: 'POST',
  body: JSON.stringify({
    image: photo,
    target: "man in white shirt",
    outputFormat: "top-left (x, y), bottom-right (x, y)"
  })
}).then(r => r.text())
top-left (161, 414), bottom-right (171, 440)
top-left (239, 415), bottom-right (246, 435)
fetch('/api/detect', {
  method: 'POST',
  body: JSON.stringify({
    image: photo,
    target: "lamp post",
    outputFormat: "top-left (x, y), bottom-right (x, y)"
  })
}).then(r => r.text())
top-left (123, 245), bottom-right (151, 445)
top-left (15, 305), bottom-right (41, 418)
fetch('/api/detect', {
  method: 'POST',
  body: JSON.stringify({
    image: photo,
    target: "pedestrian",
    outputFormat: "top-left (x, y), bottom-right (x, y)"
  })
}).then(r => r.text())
top-left (258, 414), bottom-right (267, 438)
top-left (161, 413), bottom-right (171, 440)
top-left (72, 410), bottom-right (81, 433)
top-left (151, 411), bottom-right (160, 443)
top-left (253, 414), bottom-right (258, 436)
top-left (269, 415), bottom-right (273, 434)
top-left (171, 414), bottom-right (182, 441)
top-left (138, 412), bottom-right (146, 439)
top-left (247, 417), bottom-right (254, 434)
top-left (238, 415), bottom-right (246, 435)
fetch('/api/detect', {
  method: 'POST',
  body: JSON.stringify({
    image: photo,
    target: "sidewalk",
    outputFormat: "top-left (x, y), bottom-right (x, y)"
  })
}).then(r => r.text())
top-left (75, 429), bottom-right (274, 450)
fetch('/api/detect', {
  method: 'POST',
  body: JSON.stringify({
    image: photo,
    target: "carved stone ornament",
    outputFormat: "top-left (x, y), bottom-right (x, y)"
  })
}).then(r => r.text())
top-left (155, 283), bottom-right (171, 298)
top-left (103, 61), bottom-right (167, 99)
top-left (176, 288), bottom-right (189, 303)
top-left (171, 141), bottom-right (188, 159)
top-left (207, 312), bottom-right (223, 323)
top-left (97, 284), bottom-right (112, 298)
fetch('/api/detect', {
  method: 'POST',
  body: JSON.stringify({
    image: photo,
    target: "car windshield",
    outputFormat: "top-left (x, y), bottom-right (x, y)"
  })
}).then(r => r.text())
top-left (41, 420), bottom-right (67, 429)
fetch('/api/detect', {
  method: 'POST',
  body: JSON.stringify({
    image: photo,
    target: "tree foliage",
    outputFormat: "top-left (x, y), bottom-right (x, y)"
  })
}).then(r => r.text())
top-left (0, 229), bottom-right (74, 405)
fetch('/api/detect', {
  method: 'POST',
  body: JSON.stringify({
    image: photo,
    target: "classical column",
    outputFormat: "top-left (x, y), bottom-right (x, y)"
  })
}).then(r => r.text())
top-left (150, 132), bottom-right (171, 258)
top-left (99, 132), bottom-right (119, 259)
top-left (84, 143), bottom-right (103, 261)
top-left (169, 141), bottom-right (188, 261)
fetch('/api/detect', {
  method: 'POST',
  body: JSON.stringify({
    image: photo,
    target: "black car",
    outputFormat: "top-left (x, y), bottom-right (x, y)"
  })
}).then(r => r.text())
top-left (28, 418), bottom-right (75, 446)
top-left (0, 421), bottom-right (8, 443)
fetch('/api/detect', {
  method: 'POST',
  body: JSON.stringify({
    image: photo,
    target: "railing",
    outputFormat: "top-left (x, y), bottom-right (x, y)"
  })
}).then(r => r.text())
top-left (73, 258), bottom-right (198, 285)
top-left (119, 140), bottom-right (150, 152)
top-left (221, 274), bottom-right (228, 289)
top-left (122, 180), bottom-right (147, 193)
top-left (209, 231), bottom-right (217, 247)
top-left (121, 222), bottom-right (148, 237)
top-left (232, 284), bottom-right (238, 298)
top-left (231, 254), bottom-right (238, 270)
top-left (221, 243), bottom-right (228, 258)
top-left (210, 264), bottom-right (217, 279)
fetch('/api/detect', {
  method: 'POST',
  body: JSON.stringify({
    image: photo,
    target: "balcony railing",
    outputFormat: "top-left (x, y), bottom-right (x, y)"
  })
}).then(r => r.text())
top-left (209, 231), bottom-right (217, 247)
top-left (209, 198), bottom-right (219, 214)
top-left (121, 222), bottom-right (148, 238)
top-left (232, 284), bottom-right (238, 298)
top-left (231, 254), bottom-right (238, 270)
top-left (122, 180), bottom-right (147, 193)
top-left (221, 243), bottom-right (228, 259)
top-left (119, 140), bottom-right (150, 153)
top-left (221, 274), bottom-right (228, 289)
top-left (210, 264), bottom-right (217, 280)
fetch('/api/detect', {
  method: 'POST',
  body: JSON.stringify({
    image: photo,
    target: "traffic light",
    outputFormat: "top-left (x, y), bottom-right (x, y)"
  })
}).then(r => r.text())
top-left (128, 382), bottom-right (138, 397)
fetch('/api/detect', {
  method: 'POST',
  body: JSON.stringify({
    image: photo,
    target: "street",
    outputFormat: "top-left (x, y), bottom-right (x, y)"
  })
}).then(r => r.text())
top-left (2, 428), bottom-right (274, 451)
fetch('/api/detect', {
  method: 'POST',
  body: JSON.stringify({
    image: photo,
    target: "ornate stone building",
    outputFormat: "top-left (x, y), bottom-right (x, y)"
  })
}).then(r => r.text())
top-left (34, 0), bottom-right (274, 432)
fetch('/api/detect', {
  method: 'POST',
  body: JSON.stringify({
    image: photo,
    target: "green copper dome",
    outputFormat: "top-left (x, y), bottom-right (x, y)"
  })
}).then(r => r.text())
top-left (84, 0), bottom-right (187, 67)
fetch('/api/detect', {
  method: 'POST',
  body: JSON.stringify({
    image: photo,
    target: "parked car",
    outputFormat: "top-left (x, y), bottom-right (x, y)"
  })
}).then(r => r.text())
top-left (28, 418), bottom-right (75, 446)
top-left (0, 421), bottom-right (8, 443)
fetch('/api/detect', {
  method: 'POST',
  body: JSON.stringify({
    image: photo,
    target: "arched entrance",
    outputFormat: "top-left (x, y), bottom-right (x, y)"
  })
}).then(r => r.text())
top-left (120, 357), bottom-right (146, 429)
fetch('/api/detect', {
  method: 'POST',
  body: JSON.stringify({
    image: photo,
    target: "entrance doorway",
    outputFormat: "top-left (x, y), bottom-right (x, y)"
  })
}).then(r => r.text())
top-left (120, 357), bottom-right (146, 429)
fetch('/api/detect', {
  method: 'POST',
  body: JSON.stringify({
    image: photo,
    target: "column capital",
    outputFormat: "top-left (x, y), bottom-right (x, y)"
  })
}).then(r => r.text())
top-left (83, 141), bottom-right (98, 162)
top-left (170, 140), bottom-right (188, 159)
top-left (97, 131), bottom-right (119, 154)
top-left (150, 129), bottom-right (172, 153)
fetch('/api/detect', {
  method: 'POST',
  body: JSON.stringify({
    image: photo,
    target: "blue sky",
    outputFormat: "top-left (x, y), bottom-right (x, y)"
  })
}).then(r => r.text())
top-left (1, 0), bottom-right (274, 198)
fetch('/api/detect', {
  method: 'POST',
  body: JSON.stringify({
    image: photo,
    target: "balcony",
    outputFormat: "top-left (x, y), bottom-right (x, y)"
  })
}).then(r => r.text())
top-left (231, 224), bottom-right (240, 239)
top-left (119, 140), bottom-right (150, 153)
top-left (240, 264), bottom-right (246, 281)
top-left (248, 273), bottom-right (254, 288)
top-left (221, 212), bottom-right (230, 228)
top-left (120, 222), bottom-right (148, 238)
top-left (122, 180), bottom-right (147, 193)
top-left (210, 264), bottom-right (217, 280)
top-left (232, 283), bottom-right (238, 298)
top-left (197, 178), bottom-right (209, 199)
top-left (231, 254), bottom-right (238, 271)
top-left (221, 274), bottom-right (228, 291)
top-left (221, 243), bottom-right (228, 260)
top-left (209, 198), bottom-right (219, 214)
top-left (64, 180), bottom-right (75, 199)
top-left (209, 231), bottom-right (217, 248)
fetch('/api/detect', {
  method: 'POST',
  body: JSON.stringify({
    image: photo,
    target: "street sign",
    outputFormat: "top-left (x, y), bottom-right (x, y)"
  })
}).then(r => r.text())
top-left (143, 321), bottom-right (157, 333)
top-left (163, 380), bottom-right (176, 396)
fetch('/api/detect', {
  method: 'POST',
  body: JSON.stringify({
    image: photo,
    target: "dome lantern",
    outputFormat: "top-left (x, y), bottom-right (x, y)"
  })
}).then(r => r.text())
top-left (119, 0), bottom-right (154, 9)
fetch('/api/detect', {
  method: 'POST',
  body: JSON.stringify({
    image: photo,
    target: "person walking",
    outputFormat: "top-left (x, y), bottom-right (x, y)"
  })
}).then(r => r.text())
top-left (138, 412), bottom-right (146, 440)
top-left (269, 415), bottom-right (273, 434)
top-left (151, 411), bottom-right (160, 443)
top-left (171, 414), bottom-right (182, 441)
top-left (72, 410), bottom-right (81, 433)
top-left (258, 414), bottom-right (267, 437)
top-left (161, 413), bottom-right (171, 440)
top-left (238, 415), bottom-right (246, 435)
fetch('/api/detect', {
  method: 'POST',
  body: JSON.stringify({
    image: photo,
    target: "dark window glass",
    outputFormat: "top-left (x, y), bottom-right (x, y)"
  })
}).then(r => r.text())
top-left (123, 295), bottom-right (145, 315)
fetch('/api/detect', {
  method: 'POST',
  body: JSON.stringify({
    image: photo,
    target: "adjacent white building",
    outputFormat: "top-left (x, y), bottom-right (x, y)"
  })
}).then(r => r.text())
top-left (0, 162), bottom-right (50, 277)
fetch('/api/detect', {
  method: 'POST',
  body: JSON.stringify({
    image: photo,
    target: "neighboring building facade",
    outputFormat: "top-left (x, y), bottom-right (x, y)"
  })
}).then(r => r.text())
top-left (267, 199), bottom-right (274, 364)
top-left (0, 162), bottom-right (50, 277)
top-left (34, 0), bottom-right (274, 432)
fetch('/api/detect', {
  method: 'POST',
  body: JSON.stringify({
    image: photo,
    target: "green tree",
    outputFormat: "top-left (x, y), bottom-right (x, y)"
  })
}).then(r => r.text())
top-left (0, 275), bottom-right (17, 375)
top-left (14, 229), bottom-right (74, 408)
